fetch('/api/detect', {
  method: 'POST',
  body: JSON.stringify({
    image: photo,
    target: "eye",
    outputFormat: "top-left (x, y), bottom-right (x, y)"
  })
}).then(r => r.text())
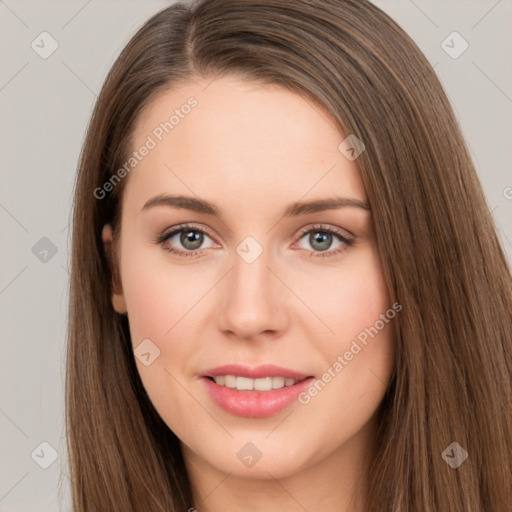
top-left (154, 223), bottom-right (354, 259)
top-left (154, 224), bottom-right (216, 259)
top-left (294, 224), bottom-right (354, 258)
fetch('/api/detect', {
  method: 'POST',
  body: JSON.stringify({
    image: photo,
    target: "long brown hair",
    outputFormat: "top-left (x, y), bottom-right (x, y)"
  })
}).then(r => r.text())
top-left (65, 0), bottom-right (512, 510)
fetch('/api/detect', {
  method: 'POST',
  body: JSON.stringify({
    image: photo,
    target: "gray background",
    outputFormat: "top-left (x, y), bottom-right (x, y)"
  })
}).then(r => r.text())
top-left (0, 1), bottom-right (510, 510)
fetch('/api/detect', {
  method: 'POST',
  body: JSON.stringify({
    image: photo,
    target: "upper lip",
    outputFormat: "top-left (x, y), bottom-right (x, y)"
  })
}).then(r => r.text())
top-left (202, 364), bottom-right (311, 380)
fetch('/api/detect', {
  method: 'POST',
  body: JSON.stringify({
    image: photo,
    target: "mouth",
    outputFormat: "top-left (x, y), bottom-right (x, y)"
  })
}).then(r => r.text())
top-left (200, 365), bottom-right (314, 418)
top-left (205, 375), bottom-right (306, 391)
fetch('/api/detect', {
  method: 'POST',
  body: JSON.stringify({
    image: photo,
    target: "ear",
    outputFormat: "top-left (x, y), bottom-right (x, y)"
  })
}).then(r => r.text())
top-left (102, 224), bottom-right (127, 314)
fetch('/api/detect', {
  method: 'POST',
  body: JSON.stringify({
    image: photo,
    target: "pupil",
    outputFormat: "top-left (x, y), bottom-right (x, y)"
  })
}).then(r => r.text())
top-left (311, 231), bottom-right (331, 251)
top-left (181, 229), bottom-right (202, 250)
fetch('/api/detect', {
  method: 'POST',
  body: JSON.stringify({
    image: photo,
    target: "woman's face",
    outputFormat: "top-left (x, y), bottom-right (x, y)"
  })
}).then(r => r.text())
top-left (103, 75), bottom-right (396, 481)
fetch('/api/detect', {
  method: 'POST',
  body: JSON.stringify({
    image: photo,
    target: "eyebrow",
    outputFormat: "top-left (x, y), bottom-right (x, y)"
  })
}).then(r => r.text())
top-left (140, 193), bottom-right (370, 218)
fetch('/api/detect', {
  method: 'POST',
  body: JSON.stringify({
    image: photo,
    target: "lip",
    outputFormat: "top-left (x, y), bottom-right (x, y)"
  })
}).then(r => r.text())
top-left (201, 364), bottom-right (314, 418)
top-left (202, 364), bottom-right (310, 381)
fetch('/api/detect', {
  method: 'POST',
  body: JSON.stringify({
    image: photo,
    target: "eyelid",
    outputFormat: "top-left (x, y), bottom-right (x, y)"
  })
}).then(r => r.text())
top-left (155, 222), bottom-right (219, 246)
top-left (155, 222), bottom-right (354, 258)
top-left (157, 222), bottom-right (353, 243)
top-left (291, 223), bottom-right (354, 258)
top-left (295, 223), bottom-right (354, 241)
top-left (158, 222), bottom-right (214, 239)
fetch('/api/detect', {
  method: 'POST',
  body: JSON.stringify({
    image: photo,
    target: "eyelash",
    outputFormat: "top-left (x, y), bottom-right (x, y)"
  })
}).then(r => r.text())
top-left (153, 223), bottom-right (354, 259)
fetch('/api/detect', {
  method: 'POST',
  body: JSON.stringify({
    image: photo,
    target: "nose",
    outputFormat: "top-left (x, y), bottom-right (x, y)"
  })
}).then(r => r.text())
top-left (216, 246), bottom-right (290, 341)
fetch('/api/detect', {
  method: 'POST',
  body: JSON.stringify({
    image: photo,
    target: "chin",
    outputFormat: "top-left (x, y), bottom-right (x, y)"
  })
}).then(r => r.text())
top-left (184, 433), bottom-right (318, 480)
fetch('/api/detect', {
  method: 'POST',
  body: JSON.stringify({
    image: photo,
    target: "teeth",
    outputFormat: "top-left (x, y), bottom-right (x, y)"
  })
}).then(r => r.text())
top-left (270, 376), bottom-right (284, 390)
top-left (212, 375), bottom-right (298, 391)
top-left (224, 375), bottom-right (237, 388)
top-left (237, 377), bottom-right (254, 390)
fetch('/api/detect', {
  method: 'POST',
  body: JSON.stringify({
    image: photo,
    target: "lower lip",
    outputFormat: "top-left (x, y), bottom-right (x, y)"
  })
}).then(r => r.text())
top-left (201, 377), bottom-right (314, 418)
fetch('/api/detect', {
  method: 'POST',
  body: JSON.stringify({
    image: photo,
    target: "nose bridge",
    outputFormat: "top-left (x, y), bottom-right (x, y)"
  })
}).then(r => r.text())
top-left (216, 235), bottom-right (288, 337)
top-left (231, 239), bottom-right (274, 304)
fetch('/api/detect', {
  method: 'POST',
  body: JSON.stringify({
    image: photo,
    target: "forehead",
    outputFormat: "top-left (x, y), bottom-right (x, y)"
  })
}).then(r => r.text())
top-left (124, 75), bottom-right (366, 217)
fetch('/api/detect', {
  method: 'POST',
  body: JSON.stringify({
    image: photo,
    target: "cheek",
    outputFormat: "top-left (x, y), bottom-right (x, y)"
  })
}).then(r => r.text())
top-left (119, 248), bottom-right (203, 433)
top-left (339, 245), bottom-right (396, 374)
top-left (300, 243), bottom-right (392, 344)
top-left (120, 237), bottom-right (396, 413)
top-left (296, 244), bottom-right (396, 420)
top-left (120, 240), bottom-right (209, 342)
top-left (118, 242), bottom-right (212, 402)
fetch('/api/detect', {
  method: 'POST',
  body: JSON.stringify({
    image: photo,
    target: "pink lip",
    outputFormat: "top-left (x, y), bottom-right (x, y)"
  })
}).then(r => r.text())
top-left (202, 364), bottom-right (309, 380)
top-left (201, 364), bottom-right (314, 418)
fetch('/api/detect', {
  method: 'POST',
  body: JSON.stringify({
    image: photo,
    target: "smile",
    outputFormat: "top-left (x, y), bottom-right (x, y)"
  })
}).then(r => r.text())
top-left (209, 375), bottom-right (300, 391)
top-left (201, 364), bottom-right (314, 417)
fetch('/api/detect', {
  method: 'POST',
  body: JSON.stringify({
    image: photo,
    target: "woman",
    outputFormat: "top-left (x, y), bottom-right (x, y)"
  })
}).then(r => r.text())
top-left (65, 0), bottom-right (512, 510)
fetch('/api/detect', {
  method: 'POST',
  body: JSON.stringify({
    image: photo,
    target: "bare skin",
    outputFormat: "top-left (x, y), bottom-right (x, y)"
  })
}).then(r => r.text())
top-left (102, 75), bottom-right (396, 512)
